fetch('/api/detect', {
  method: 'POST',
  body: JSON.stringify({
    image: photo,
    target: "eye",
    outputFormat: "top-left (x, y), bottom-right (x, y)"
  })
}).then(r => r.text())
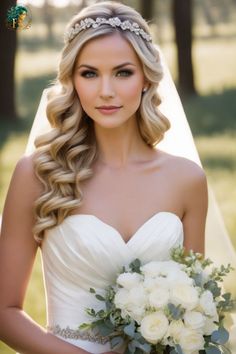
top-left (80, 70), bottom-right (97, 78)
top-left (116, 69), bottom-right (134, 77)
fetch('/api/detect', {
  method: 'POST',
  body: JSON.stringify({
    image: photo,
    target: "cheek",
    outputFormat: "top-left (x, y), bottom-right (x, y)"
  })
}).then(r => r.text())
top-left (74, 80), bottom-right (94, 106)
top-left (122, 77), bottom-right (143, 101)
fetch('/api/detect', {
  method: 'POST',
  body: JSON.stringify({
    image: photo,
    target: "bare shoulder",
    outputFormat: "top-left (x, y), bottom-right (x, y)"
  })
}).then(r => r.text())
top-left (11, 153), bottom-right (43, 197)
top-left (2, 153), bottom-right (43, 230)
top-left (157, 149), bottom-right (207, 186)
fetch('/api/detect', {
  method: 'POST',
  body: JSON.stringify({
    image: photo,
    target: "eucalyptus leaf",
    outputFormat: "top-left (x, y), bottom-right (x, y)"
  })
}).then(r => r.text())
top-left (167, 303), bottom-right (184, 320)
top-left (95, 294), bottom-right (106, 301)
top-left (133, 341), bottom-right (151, 353)
top-left (79, 323), bottom-right (92, 330)
top-left (175, 344), bottom-right (184, 354)
top-left (205, 346), bottom-right (222, 354)
top-left (170, 349), bottom-right (178, 354)
top-left (193, 273), bottom-right (203, 286)
top-left (124, 322), bottom-right (135, 337)
top-left (129, 258), bottom-right (141, 273)
top-left (110, 336), bottom-right (124, 349)
top-left (89, 287), bottom-right (96, 293)
top-left (128, 340), bottom-right (136, 354)
top-left (211, 327), bottom-right (229, 344)
top-left (98, 324), bottom-right (114, 336)
top-left (205, 280), bottom-right (221, 297)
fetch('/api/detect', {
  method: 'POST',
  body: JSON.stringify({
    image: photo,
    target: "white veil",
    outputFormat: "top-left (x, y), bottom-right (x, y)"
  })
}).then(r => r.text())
top-left (24, 49), bottom-right (236, 348)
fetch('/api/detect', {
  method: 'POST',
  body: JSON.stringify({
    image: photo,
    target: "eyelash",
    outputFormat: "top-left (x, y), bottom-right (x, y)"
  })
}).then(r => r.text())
top-left (80, 69), bottom-right (134, 78)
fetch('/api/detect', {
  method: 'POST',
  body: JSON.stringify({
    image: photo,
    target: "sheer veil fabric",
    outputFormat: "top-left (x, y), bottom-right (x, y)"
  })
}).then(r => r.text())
top-left (24, 49), bottom-right (236, 350)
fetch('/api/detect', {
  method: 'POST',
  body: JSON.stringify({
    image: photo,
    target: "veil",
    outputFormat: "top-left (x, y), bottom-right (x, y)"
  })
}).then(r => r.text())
top-left (24, 48), bottom-right (236, 348)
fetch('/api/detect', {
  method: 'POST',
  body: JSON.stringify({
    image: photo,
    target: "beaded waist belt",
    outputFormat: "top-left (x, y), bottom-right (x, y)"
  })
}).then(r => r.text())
top-left (47, 324), bottom-right (109, 344)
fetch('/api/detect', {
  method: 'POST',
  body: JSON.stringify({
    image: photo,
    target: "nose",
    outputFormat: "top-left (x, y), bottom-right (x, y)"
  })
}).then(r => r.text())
top-left (99, 77), bottom-right (115, 99)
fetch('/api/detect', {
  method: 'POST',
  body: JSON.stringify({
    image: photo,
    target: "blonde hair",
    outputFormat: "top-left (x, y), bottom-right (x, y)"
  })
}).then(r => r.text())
top-left (33, 1), bottom-right (170, 242)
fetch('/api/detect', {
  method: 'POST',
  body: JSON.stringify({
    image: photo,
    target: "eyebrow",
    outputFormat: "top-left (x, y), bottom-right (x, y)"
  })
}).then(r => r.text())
top-left (76, 62), bottom-right (136, 70)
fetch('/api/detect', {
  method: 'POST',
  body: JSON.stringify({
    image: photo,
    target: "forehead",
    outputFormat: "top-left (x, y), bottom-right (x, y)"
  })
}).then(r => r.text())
top-left (76, 32), bottom-right (141, 66)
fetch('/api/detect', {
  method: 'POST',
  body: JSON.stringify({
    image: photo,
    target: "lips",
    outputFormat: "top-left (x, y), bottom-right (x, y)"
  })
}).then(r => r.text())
top-left (96, 105), bottom-right (122, 109)
top-left (96, 105), bottom-right (122, 115)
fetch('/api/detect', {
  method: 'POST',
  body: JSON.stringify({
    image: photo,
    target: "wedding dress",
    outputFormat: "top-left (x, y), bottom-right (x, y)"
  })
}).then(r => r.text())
top-left (42, 211), bottom-right (183, 353)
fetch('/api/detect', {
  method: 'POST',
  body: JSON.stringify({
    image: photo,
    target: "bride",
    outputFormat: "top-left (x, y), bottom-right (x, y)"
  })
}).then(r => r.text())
top-left (1, 1), bottom-right (233, 353)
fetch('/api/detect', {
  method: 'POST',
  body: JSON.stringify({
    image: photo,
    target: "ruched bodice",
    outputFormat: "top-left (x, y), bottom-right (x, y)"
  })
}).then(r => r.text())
top-left (41, 211), bottom-right (184, 353)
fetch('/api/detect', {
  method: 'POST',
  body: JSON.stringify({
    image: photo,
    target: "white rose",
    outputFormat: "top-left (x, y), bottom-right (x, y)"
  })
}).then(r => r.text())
top-left (203, 317), bottom-right (218, 335)
top-left (170, 284), bottom-right (199, 310)
top-left (121, 305), bottom-right (145, 324)
top-left (149, 288), bottom-right (170, 309)
top-left (116, 272), bottom-right (143, 290)
top-left (166, 270), bottom-right (193, 286)
top-left (179, 327), bottom-right (205, 352)
top-left (143, 276), bottom-right (169, 292)
top-left (199, 290), bottom-right (217, 317)
top-left (115, 285), bottom-right (147, 323)
top-left (114, 288), bottom-right (129, 309)
top-left (167, 320), bottom-right (185, 342)
top-left (140, 311), bottom-right (169, 344)
top-left (140, 261), bottom-right (163, 278)
top-left (184, 311), bottom-right (206, 330)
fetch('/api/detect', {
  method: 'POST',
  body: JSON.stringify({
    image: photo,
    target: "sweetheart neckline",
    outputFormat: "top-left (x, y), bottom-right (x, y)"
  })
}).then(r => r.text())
top-left (64, 211), bottom-right (183, 245)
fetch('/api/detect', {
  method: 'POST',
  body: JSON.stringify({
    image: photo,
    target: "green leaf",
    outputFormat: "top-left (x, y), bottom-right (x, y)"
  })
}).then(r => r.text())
top-left (86, 308), bottom-right (96, 317)
top-left (205, 346), bottom-right (222, 354)
top-left (211, 327), bottom-right (229, 345)
top-left (175, 344), bottom-right (184, 354)
top-left (98, 323), bottom-right (114, 336)
top-left (167, 303), bottom-right (185, 320)
top-left (95, 294), bottom-right (106, 301)
top-left (97, 309), bottom-right (106, 318)
top-left (110, 336), bottom-right (124, 349)
top-left (170, 348), bottom-right (178, 354)
top-left (79, 322), bottom-right (92, 330)
top-left (129, 258), bottom-right (141, 273)
top-left (124, 322), bottom-right (135, 338)
top-left (89, 287), bottom-right (96, 293)
top-left (133, 341), bottom-right (151, 353)
top-left (204, 280), bottom-right (221, 297)
top-left (193, 273), bottom-right (203, 287)
top-left (128, 340), bottom-right (136, 354)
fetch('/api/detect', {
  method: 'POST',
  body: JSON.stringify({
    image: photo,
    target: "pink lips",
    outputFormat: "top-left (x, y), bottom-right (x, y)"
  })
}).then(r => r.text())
top-left (96, 105), bottom-right (122, 115)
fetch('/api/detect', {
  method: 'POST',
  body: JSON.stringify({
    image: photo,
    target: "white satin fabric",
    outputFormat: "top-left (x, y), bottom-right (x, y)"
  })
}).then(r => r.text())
top-left (42, 212), bottom-right (183, 352)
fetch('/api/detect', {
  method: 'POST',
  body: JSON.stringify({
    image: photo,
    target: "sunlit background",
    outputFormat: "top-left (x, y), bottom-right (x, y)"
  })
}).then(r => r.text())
top-left (0, 0), bottom-right (236, 352)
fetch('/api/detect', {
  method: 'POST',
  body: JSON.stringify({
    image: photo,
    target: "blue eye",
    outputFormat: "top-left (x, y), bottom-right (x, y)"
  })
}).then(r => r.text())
top-left (117, 70), bottom-right (133, 77)
top-left (80, 70), bottom-right (97, 78)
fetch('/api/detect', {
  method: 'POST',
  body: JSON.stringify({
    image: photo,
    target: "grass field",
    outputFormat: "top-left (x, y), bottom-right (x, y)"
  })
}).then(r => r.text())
top-left (0, 18), bottom-right (236, 354)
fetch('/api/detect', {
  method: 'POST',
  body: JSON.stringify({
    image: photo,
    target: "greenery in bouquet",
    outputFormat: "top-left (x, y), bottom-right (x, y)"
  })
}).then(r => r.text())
top-left (79, 246), bottom-right (235, 354)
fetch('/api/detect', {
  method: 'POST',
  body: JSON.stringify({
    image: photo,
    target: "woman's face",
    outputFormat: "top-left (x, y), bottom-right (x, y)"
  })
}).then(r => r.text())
top-left (73, 33), bottom-right (147, 128)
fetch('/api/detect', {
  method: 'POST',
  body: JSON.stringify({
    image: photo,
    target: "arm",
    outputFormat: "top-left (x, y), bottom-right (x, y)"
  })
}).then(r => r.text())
top-left (0, 156), bottom-right (90, 354)
top-left (181, 163), bottom-right (208, 255)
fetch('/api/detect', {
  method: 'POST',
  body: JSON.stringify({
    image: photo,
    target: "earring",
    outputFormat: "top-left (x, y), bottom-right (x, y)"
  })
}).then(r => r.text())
top-left (142, 87), bottom-right (148, 93)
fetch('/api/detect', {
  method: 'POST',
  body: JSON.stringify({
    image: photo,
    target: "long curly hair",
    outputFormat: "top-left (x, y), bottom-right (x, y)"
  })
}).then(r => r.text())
top-left (33, 1), bottom-right (171, 243)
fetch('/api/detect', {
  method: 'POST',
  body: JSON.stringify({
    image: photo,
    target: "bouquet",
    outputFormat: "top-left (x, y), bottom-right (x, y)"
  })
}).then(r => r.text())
top-left (79, 247), bottom-right (235, 354)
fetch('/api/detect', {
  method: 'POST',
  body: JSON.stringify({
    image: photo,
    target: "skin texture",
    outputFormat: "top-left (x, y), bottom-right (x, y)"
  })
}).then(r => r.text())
top-left (0, 33), bottom-right (208, 353)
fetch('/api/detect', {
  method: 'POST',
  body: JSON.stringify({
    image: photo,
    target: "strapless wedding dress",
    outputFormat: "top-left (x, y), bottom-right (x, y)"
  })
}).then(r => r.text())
top-left (41, 211), bottom-right (184, 353)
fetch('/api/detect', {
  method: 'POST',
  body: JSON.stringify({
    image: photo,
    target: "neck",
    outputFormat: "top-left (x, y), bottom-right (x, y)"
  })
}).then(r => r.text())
top-left (93, 118), bottom-right (153, 169)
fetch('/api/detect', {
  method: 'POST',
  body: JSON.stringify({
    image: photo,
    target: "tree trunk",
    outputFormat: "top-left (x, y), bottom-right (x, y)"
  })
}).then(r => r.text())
top-left (172, 0), bottom-right (196, 96)
top-left (43, 0), bottom-right (53, 42)
top-left (0, 0), bottom-right (17, 120)
top-left (140, 0), bottom-right (154, 22)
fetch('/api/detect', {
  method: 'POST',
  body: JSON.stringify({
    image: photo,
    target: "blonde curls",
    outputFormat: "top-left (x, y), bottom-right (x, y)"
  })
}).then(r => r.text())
top-left (33, 1), bottom-right (170, 242)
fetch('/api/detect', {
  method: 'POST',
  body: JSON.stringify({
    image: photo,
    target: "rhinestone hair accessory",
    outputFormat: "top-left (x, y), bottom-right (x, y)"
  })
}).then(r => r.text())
top-left (64, 17), bottom-right (152, 43)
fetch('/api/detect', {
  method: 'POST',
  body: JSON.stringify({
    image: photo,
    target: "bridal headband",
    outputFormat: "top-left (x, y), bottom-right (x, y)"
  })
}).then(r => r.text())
top-left (64, 17), bottom-right (152, 44)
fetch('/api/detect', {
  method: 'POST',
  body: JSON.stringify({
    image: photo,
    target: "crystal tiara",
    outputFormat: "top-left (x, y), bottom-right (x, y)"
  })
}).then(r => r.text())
top-left (64, 17), bottom-right (152, 43)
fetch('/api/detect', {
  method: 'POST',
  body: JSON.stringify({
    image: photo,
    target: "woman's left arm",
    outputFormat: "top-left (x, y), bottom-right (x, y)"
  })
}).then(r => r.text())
top-left (182, 165), bottom-right (208, 255)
